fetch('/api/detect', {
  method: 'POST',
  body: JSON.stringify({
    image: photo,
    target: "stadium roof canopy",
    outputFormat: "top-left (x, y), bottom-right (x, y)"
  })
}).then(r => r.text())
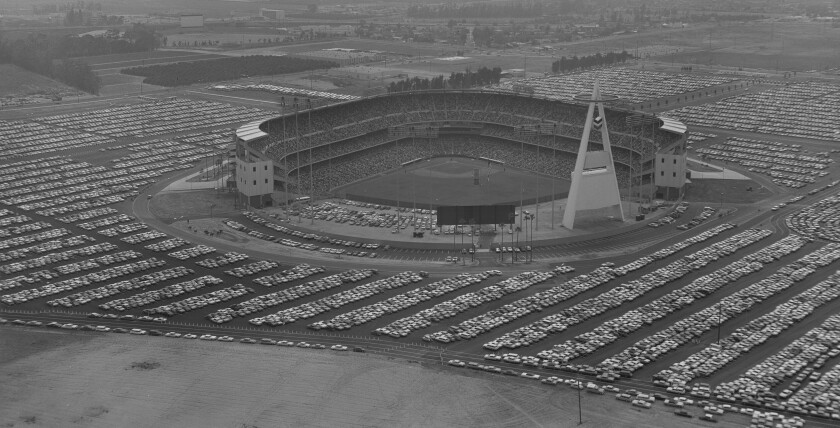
top-left (236, 120), bottom-right (267, 143)
top-left (658, 116), bottom-right (687, 135)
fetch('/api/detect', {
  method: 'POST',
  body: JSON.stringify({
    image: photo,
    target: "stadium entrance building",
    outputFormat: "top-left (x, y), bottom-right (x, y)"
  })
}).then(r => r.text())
top-left (234, 121), bottom-right (274, 208)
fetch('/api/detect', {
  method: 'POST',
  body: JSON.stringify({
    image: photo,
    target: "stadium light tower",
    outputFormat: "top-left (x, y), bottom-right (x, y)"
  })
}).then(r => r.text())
top-left (307, 98), bottom-right (314, 225)
top-left (563, 81), bottom-right (624, 230)
top-left (280, 97), bottom-right (290, 220)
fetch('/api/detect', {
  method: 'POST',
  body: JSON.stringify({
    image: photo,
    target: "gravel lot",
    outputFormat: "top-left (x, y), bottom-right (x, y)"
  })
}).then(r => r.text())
top-left (0, 328), bottom-right (750, 428)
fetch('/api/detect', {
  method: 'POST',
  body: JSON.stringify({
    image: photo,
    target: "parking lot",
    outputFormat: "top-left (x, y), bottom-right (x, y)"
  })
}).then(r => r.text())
top-left (3, 91), bottom-right (840, 426)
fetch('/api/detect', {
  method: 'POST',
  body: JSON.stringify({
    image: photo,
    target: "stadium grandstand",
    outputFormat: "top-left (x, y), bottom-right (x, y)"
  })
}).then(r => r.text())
top-left (234, 90), bottom-right (687, 214)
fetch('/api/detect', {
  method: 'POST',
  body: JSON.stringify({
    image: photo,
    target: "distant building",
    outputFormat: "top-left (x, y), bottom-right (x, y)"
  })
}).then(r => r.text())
top-left (180, 14), bottom-right (204, 28)
top-left (260, 9), bottom-right (285, 21)
top-left (289, 48), bottom-right (384, 66)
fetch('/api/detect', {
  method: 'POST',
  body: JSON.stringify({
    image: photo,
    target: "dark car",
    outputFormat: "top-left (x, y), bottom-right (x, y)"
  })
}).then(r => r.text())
top-left (353, 347), bottom-right (366, 353)
top-left (148, 330), bottom-right (163, 336)
top-left (675, 410), bottom-right (692, 418)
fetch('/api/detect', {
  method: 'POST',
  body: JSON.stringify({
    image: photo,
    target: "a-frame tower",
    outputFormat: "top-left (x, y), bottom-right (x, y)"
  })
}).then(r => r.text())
top-left (562, 81), bottom-right (624, 229)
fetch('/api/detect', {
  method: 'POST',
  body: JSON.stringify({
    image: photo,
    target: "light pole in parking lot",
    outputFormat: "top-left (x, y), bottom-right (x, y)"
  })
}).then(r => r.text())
top-left (552, 123), bottom-right (557, 230)
top-left (307, 98), bottom-right (314, 225)
top-left (577, 380), bottom-right (583, 425)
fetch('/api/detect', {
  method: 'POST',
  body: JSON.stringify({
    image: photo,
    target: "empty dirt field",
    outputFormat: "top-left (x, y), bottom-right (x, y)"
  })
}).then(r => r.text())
top-left (0, 328), bottom-right (751, 428)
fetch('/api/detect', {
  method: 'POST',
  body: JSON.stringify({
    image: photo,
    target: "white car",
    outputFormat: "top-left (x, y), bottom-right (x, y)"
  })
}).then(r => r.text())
top-left (520, 372), bottom-right (540, 380)
top-left (217, 336), bottom-right (234, 342)
top-left (129, 328), bottom-right (146, 335)
top-left (199, 334), bottom-right (217, 341)
top-left (484, 354), bottom-right (502, 361)
top-left (632, 399), bottom-right (652, 409)
top-left (448, 359), bottom-right (466, 367)
top-left (183, 334), bottom-right (198, 339)
top-left (94, 325), bottom-right (111, 332)
top-left (164, 332), bottom-right (182, 338)
top-left (330, 345), bottom-right (348, 351)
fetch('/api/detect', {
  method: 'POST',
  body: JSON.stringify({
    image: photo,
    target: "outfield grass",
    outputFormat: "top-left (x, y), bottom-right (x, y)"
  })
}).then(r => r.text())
top-left (337, 157), bottom-right (570, 208)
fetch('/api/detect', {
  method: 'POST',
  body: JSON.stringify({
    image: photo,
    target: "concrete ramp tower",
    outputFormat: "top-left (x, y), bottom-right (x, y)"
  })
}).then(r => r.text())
top-left (562, 81), bottom-right (624, 229)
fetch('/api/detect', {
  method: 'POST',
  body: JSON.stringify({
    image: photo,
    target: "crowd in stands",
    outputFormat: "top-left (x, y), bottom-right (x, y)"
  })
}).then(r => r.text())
top-left (252, 91), bottom-right (678, 168)
top-left (287, 133), bottom-right (637, 197)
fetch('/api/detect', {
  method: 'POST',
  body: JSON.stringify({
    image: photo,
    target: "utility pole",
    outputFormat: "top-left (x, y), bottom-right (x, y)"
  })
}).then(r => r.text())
top-left (578, 381), bottom-right (583, 425)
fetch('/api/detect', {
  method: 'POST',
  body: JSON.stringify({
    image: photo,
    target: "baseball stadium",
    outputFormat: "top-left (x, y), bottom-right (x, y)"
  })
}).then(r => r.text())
top-left (234, 90), bottom-right (688, 242)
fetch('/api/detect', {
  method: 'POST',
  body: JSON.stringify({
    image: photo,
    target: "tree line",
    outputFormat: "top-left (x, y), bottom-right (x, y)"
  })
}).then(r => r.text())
top-left (0, 24), bottom-right (162, 94)
top-left (388, 66), bottom-right (502, 93)
top-left (122, 55), bottom-right (338, 87)
top-left (551, 51), bottom-right (632, 73)
top-left (407, 0), bottom-right (594, 18)
top-left (0, 33), bottom-right (97, 94)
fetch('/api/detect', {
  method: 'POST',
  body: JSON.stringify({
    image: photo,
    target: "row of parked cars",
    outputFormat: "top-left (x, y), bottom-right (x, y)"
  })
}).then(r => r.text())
top-left (195, 252), bottom-right (249, 269)
top-left (98, 275), bottom-right (224, 312)
top-left (46, 266), bottom-right (195, 308)
top-left (0, 227), bottom-right (70, 250)
top-left (288, 201), bottom-right (434, 233)
top-left (494, 68), bottom-right (738, 104)
top-left (696, 138), bottom-right (833, 188)
top-left (1, 315), bottom-right (360, 352)
top-left (207, 269), bottom-right (377, 324)
top-left (0, 257), bottom-right (168, 305)
top-left (224, 260), bottom-right (278, 278)
top-left (309, 272), bottom-right (496, 331)
top-left (601, 239), bottom-right (834, 377)
top-left (381, 271), bottom-right (548, 339)
top-left (716, 313), bottom-right (840, 421)
top-left (38, 98), bottom-right (272, 139)
top-left (539, 230), bottom-right (804, 364)
top-left (0, 242), bottom-right (119, 275)
top-left (121, 230), bottom-right (167, 245)
top-left (224, 216), bottom-right (379, 260)
top-left (144, 238), bottom-right (187, 253)
top-left (242, 212), bottom-right (381, 254)
top-left (670, 81), bottom-right (840, 142)
top-left (0, 234), bottom-right (96, 266)
top-left (169, 244), bottom-right (216, 261)
top-left (447, 353), bottom-right (783, 424)
top-left (0, 157), bottom-right (163, 215)
top-left (787, 194), bottom-right (840, 243)
top-left (252, 263), bottom-right (326, 287)
top-left (76, 213), bottom-right (133, 230)
top-left (656, 269), bottom-right (840, 390)
top-left (429, 224), bottom-right (738, 347)
top-left (143, 284), bottom-right (254, 317)
top-left (251, 271), bottom-right (425, 327)
top-left (0, 120), bottom-right (113, 159)
top-left (98, 222), bottom-right (148, 237)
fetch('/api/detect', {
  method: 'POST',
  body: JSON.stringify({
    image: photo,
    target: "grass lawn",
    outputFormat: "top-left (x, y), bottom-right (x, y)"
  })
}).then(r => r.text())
top-left (684, 178), bottom-right (772, 205)
top-left (0, 64), bottom-right (80, 97)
